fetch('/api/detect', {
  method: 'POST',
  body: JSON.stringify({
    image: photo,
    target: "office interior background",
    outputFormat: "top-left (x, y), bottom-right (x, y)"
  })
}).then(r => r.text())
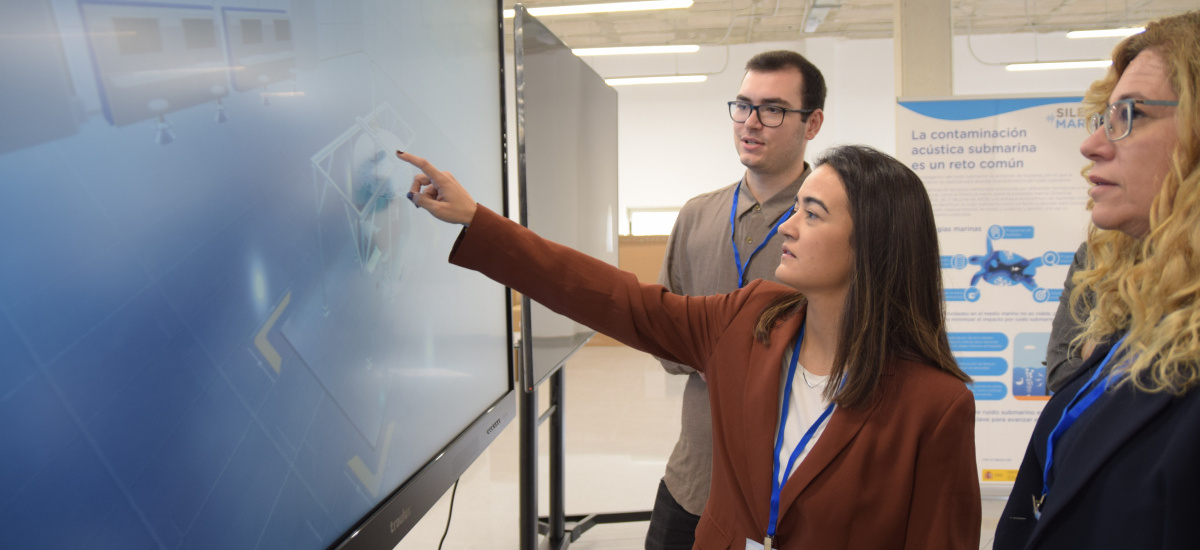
top-left (4, 1), bottom-right (1193, 548)
top-left (400, 0), bottom-right (1195, 548)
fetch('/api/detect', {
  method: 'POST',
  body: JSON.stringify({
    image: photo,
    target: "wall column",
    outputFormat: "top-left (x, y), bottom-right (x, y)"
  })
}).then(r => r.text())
top-left (894, 0), bottom-right (953, 97)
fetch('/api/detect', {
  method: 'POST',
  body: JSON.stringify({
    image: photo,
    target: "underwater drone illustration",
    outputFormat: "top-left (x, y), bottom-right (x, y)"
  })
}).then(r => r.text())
top-left (967, 234), bottom-right (1057, 296)
top-left (310, 103), bottom-right (416, 298)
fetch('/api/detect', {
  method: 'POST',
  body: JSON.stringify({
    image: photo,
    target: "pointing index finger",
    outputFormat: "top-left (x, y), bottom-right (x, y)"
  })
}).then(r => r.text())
top-left (396, 151), bottom-right (441, 179)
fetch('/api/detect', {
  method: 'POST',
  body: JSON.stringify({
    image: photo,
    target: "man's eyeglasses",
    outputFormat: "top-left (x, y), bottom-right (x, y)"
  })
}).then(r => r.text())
top-left (727, 101), bottom-right (813, 127)
top-left (1087, 98), bottom-right (1179, 142)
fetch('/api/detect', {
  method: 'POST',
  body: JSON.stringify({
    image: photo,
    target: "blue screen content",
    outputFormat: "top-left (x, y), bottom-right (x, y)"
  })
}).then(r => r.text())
top-left (0, 1), bottom-right (508, 548)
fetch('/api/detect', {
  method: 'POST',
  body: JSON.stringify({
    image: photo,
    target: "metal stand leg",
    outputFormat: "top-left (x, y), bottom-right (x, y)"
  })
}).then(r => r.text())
top-left (520, 344), bottom-right (653, 550)
top-left (519, 380), bottom-right (538, 550)
top-left (548, 369), bottom-right (566, 549)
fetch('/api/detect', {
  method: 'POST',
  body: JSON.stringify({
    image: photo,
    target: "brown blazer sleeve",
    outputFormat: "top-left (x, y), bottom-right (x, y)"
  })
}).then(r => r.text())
top-left (449, 206), bottom-right (761, 373)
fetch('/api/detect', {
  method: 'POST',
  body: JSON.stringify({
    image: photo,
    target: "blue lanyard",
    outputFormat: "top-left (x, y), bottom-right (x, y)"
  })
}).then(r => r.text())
top-left (1038, 334), bottom-right (1128, 513)
top-left (730, 180), bottom-right (793, 288)
top-left (767, 323), bottom-right (837, 541)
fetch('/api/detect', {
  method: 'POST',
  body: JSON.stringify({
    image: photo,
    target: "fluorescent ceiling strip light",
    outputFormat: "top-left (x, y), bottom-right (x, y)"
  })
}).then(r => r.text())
top-left (1005, 60), bottom-right (1112, 71)
top-left (1066, 27), bottom-right (1145, 39)
top-left (605, 75), bottom-right (707, 86)
top-left (573, 45), bottom-right (700, 56)
top-left (504, 0), bottom-right (692, 18)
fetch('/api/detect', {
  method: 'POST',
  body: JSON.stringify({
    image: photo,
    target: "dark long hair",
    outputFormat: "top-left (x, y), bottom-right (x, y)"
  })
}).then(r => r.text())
top-left (754, 145), bottom-right (969, 408)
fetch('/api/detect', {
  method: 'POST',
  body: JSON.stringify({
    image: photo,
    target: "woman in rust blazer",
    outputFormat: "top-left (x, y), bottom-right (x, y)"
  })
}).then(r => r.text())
top-left (400, 145), bottom-right (980, 549)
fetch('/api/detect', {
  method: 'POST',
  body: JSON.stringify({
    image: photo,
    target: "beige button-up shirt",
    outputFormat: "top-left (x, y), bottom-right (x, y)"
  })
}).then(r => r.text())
top-left (656, 167), bottom-right (809, 515)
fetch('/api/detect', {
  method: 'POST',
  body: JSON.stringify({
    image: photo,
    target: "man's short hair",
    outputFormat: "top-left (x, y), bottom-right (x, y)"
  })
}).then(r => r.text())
top-left (745, 50), bottom-right (826, 112)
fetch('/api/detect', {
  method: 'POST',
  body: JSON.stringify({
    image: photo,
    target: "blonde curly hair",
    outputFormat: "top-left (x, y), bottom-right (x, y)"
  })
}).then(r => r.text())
top-left (1070, 11), bottom-right (1200, 393)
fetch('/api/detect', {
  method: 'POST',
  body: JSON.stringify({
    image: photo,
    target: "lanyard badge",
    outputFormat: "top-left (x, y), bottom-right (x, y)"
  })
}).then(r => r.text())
top-left (1036, 334), bottom-right (1128, 520)
top-left (730, 180), bottom-right (793, 288)
top-left (766, 323), bottom-right (837, 546)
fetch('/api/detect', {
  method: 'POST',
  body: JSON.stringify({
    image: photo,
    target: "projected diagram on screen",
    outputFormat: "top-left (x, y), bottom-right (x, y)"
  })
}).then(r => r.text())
top-left (3, 1), bottom-right (509, 547)
top-left (280, 103), bottom-right (420, 496)
top-left (310, 103), bottom-right (416, 286)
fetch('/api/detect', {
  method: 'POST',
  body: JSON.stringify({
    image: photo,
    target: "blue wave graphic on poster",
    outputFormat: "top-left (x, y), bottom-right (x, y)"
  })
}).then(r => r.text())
top-left (899, 97), bottom-right (1083, 121)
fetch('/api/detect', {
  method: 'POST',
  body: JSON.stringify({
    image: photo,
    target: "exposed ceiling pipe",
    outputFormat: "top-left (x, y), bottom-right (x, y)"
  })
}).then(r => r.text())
top-left (715, 0), bottom-right (784, 44)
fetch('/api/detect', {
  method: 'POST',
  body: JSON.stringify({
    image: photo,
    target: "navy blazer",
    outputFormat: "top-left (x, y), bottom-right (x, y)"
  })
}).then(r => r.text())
top-left (994, 334), bottom-right (1200, 549)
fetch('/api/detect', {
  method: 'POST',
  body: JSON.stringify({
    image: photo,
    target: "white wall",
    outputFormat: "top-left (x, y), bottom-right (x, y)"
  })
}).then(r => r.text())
top-left (586, 42), bottom-right (801, 233)
top-left (952, 32), bottom-right (1125, 95)
top-left (577, 31), bottom-right (1126, 234)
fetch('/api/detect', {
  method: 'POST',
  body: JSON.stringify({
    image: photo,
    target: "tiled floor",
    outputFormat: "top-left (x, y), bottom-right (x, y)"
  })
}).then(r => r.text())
top-left (394, 345), bottom-right (1008, 549)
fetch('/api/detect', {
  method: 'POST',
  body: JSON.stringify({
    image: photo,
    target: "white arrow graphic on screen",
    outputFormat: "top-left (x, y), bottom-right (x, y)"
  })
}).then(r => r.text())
top-left (348, 422), bottom-right (395, 497)
top-left (254, 291), bottom-right (291, 374)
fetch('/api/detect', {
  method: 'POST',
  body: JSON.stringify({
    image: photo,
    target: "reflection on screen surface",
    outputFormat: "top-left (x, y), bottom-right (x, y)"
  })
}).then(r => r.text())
top-left (0, 1), bottom-right (507, 548)
top-left (516, 8), bottom-right (620, 388)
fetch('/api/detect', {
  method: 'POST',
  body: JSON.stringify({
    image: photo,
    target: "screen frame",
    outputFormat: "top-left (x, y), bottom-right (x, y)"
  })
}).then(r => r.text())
top-left (329, 0), bottom-right (514, 547)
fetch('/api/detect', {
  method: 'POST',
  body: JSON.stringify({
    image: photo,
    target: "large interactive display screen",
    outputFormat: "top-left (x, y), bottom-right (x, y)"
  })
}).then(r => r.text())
top-left (514, 6), bottom-right (620, 390)
top-left (0, 1), bottom-right (512, 548)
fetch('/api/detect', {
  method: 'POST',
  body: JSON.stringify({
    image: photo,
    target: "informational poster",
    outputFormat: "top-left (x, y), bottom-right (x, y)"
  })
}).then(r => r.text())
top-left (896, 96), bottom-right (1090, 495)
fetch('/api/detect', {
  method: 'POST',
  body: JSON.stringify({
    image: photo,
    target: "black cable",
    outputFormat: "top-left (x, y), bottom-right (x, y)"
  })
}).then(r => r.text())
top-left (437, 479), bottom-right (459, 550)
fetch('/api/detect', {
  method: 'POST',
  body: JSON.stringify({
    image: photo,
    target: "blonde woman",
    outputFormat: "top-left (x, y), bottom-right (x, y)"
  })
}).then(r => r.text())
top-left (995, 11), bottom-right (1200, 550)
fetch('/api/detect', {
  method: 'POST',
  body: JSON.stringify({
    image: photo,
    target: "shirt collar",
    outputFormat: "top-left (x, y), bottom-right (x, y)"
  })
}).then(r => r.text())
top-left (736, 163), bottom-right (811, 220)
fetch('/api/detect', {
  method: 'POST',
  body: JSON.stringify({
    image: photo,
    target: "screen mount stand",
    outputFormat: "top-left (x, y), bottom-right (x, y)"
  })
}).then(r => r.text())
top-left (516, 341), bottom-right (651, 550)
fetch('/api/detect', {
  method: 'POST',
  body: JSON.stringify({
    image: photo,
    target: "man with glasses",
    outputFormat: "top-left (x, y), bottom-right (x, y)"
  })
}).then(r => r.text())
top-left (646, 50), bottom-right (825, 550)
